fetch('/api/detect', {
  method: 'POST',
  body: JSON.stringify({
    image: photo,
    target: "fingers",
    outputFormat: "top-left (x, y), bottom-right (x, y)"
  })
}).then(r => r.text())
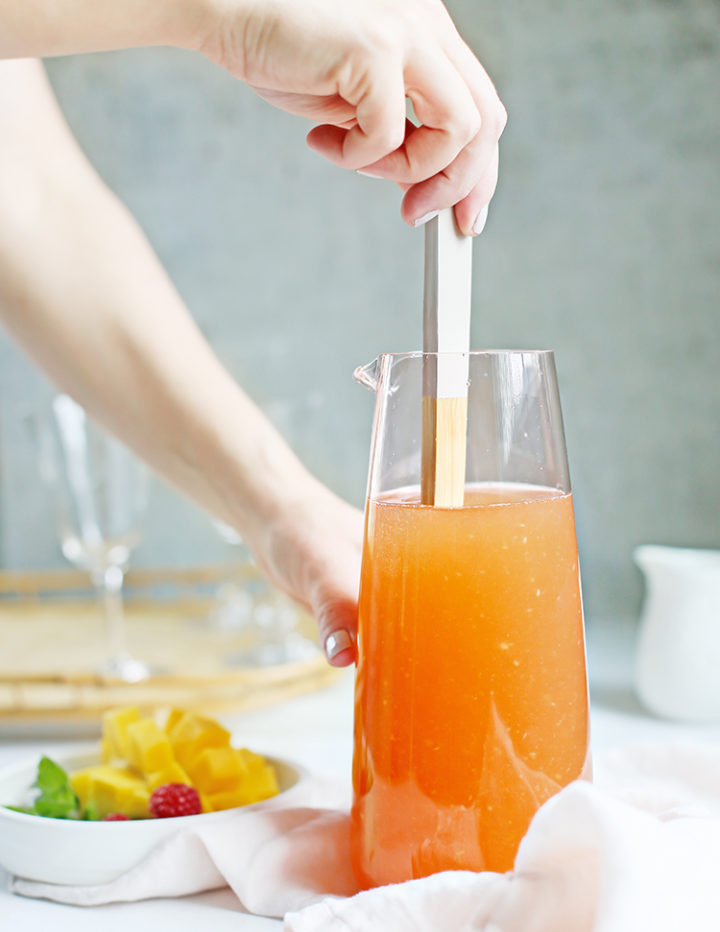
top-left (395, 52), bottom-right (504, 227)
top-left (357, 50), bottom-right (482, 183)
top-left (452, 147), bottom-right (499, 235)
top-left (400, 143), bottom-right (500, 234)
top-left (315, 594), bottom-right (358, 667)
top-left (290, 15), bottom-right (506, 225)
top-left (356, 21), bottom-right (506, 230)
top-left (306, 59), bottom-right (407, 170)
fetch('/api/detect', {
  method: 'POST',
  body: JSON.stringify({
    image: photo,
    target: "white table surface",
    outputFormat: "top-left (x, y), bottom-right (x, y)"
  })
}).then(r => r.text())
top-left (4, 616), bottom-right (720, 931)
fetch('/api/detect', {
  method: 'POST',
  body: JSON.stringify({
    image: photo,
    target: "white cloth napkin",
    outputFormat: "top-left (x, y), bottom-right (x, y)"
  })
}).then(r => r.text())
top-left (12, 743), bottom-right (720, 931)
top-left (11, 774), bottom-right (357, 916)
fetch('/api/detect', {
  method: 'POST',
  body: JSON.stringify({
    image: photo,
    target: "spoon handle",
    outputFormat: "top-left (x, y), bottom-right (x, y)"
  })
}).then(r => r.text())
top-left (421, 209), bottom-right (473, 507)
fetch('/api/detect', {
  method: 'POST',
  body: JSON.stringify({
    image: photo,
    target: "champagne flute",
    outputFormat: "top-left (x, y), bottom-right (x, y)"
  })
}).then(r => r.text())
top-left (35, 395), bottom-right (151, 682)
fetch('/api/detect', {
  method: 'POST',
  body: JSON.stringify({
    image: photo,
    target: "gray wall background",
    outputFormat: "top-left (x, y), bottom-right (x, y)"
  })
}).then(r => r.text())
top-left (0, 0), bottom-right (718, 626)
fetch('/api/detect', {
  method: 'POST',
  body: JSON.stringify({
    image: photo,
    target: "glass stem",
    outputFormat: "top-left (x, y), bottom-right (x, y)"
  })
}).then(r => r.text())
top-left (93, 564), bottom-right (128, 668)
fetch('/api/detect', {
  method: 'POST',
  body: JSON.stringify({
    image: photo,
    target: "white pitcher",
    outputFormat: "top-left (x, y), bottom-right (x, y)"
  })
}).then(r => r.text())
top-left (635, 545), bottom-right (720, 721)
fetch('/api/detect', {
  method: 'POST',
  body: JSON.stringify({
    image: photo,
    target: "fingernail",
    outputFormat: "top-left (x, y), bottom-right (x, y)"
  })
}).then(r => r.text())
top-left (412, 209), bottom-right (440, 227)
top-left (325, 629), bottom-right (353, 661)
top-left (473, 204), bottom-right (489, 236)
top-left (356, 170), bottom-right (383, 179)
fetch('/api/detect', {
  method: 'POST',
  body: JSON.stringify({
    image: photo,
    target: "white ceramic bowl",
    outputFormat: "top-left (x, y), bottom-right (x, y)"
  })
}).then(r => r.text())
top-left (0, 745), bottom-right (304, 885)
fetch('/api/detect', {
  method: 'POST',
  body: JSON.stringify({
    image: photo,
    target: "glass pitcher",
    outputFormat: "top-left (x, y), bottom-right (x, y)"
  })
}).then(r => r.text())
top-left (351, 350), bottom-right (590, 888)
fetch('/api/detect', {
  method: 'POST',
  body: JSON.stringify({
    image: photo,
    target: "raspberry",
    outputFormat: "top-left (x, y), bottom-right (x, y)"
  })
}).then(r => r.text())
top-left (149, 783), bottom-right (202, 818)
top-left (103, 813), bottom-right (130, 821)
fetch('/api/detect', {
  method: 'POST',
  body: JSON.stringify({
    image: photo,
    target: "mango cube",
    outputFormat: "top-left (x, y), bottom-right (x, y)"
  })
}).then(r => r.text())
top-left (236, 749), bottom-right (279, 802)
top-left (102, 706), bottom-right (141, 761)
top-left (250, 763), bottom-right (279, 801)
top-left (204, 763), bottom-right (279, 811)
top-left (166, 711), bottom-right (231, 771)
top-left (100, 737), bottom-right (115, 764)
top-left (187, 746), bottom-right (249, 794)
top-left (146, 761), bottom-right (192, 792)
top-left (163, 707), bottom-right (186, 736)
top-left (198, 792), bottom-right (212, 814)
top-left (126, 719), bottom-right (175, 776)
top-left (237, 748), bottom-right (266, 770)
top-left (70, 764), bottom-right (151, 819)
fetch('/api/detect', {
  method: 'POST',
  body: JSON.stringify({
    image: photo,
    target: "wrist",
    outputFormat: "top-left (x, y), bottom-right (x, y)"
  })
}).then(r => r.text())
top-left (193, 395), bottom-right (313, 554)
top-left (229, 444), bottom-right (317, 560)
top-left (160, 0), bottom-right (221, 52)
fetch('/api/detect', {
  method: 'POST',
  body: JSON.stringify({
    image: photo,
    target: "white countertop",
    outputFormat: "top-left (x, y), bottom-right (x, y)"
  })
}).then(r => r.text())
top-left (4, 616), bottom-right (720, 930)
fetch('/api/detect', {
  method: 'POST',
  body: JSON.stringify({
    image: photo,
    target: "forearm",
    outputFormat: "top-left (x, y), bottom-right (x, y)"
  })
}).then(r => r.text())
top-left (0, 61), bottom-right (310, 554)
top-left (0, 0), bottom-right (212, 58)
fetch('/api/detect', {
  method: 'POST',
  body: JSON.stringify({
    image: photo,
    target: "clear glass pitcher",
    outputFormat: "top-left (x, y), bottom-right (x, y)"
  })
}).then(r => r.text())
top-left (351, 350), bottom-right (590, 887)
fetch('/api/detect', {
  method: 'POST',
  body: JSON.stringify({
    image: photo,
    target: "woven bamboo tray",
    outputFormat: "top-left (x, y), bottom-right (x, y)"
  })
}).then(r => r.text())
top-left (0, 565), bottom-right (339, 731)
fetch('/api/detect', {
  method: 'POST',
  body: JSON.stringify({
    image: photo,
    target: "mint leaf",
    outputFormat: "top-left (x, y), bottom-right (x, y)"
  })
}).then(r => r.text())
top-left (4, 805), bottom-right (36, 815)
top-left (83, 800), bottom-right (100, 821)
top-left (32, 756), bottom-right (79, 819)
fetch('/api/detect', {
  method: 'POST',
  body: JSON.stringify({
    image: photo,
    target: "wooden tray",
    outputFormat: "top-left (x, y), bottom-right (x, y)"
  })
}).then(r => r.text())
top-left (0, 566), bottom-right (338, 730)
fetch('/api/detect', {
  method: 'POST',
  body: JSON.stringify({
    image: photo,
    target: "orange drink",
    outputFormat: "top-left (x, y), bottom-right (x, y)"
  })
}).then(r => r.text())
top-left (351, 482), bottom-right (590, 887)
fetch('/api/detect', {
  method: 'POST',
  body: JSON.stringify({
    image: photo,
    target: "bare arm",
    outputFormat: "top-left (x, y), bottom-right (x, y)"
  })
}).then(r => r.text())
top-left (0, 0), bottom-right (506, 233)
top-left (0, 0), bottom-right (201, 58)
top-left (0, 59), bottom-right (361, 664)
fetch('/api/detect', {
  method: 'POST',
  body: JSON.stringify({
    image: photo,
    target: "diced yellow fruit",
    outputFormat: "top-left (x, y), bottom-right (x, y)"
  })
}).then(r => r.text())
top-left (102, 706), bottom-right (141, 761)
top-left (204, 788), bottom-right (250, 811)
top-left (237, 748), bottom-right (266, 771)
top-left (205, 763), bottom-right (279, 812)
top-left (70, 770), bottom-right (93, 802)
top-left (146, 762), bottom-right (192, 792)
top-left (100, 737), bottom-right (115, 764)
top-left (187, 746), bottom-right (249, 795)
top-left (126, 719), bottom-right (175, 776)
top-left (167, 711), bottom-right (231, 771)
top-left (255, 763), bottom-right (279, 799)
top-left (164, 708), bottom-right (186, 736)
top-left (107, 786), bottom-right (149, 820)
top-left (70, 764), bottom-right (151, 819)
top-left (167, 710), bottom-right (231, 747)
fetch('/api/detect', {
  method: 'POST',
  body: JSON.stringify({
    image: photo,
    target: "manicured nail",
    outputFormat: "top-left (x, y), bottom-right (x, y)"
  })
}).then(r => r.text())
top-left (473, 204), bottom-right (489, 236)
top-left (413, 209), bottom-right (441, 227)
top-left (325, 629), bottom-right (353, 661)
top-left (356, 170), bottom-right (383, 179)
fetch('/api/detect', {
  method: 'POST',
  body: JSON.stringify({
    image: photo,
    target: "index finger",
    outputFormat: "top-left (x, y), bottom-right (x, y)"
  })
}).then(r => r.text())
top-left (357, 50), bottom-right (481, 183)
top-left (306, 60), bottom-right (407, 170)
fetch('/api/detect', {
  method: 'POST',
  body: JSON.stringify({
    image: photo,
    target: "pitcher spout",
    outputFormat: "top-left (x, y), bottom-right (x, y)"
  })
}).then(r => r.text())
top-left (354, 357), bottom-right (381, 392)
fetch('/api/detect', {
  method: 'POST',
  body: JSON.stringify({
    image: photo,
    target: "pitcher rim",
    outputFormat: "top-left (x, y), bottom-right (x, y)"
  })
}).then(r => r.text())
top-left (370, 349), bottom-right (555, 360)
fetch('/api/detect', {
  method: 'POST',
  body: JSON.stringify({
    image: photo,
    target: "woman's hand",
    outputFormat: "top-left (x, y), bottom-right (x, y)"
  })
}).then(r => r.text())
top-left (1, 0), bottom-right (505, 232)
top-left (244, 475), bottom-right (364, 668)
top-left (198, 0), bottom-right (507, 233)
